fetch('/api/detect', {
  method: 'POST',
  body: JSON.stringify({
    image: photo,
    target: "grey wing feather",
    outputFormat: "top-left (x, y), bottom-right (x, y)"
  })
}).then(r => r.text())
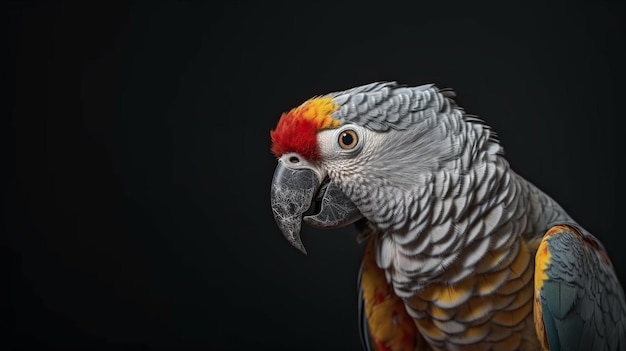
top-left (539, 224), bottom-right (626, 351)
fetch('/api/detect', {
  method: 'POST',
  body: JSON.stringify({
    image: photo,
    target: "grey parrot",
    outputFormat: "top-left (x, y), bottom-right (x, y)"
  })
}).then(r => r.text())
top-left (269, 82), bottom-right (626, 350)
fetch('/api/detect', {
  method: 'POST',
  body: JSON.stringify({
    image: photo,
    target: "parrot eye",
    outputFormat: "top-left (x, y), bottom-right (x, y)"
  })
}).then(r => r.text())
top-left (338, 129), bottom-right (358, 150)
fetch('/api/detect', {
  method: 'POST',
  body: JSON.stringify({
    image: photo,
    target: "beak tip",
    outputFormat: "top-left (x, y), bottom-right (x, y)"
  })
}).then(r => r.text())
top-left (296, 245), bottom-right (308, 255)
top-left (286, 234), bottom-right (307, 255)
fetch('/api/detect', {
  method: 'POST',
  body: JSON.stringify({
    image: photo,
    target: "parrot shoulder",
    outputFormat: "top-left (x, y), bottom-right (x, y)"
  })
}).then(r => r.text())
top-left (534, 224), bottom-right (626, 351)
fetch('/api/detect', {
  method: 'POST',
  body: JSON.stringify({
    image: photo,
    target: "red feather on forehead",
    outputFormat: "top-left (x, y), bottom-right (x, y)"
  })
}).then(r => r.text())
top-left (270, 112), bottom-right (320, 160)
top-left (270, 96), bottom-right (340, 161)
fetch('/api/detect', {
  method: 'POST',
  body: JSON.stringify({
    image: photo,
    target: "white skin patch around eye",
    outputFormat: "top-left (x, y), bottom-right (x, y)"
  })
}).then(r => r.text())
top-left (317, 124), bottom-right (368, 161)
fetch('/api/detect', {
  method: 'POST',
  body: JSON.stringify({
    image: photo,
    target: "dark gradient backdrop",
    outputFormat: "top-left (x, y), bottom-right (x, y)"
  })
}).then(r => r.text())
top-left (4, 1), bottom-right (625, 350)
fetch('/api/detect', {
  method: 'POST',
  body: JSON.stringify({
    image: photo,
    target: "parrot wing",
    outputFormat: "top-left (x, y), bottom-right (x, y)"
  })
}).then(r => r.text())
top-left (358, 234), bottom-right (429, 351)
top-left (534, 224), bottom-right (626, 351)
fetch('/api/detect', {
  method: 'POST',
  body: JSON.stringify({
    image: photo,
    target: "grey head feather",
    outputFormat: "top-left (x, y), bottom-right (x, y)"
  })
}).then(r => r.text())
top-left (328, 81), bottom-right (500, 147)
top-left (326, 82), bottom-right (503, 182)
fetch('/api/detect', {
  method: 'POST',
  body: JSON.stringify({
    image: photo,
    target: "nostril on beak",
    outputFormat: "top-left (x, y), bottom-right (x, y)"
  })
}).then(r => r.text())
top-left (289, 156), bottom-right (300, 164)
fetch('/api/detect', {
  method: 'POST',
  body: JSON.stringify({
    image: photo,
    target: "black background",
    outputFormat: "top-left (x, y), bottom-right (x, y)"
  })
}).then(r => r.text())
top-left (3, 0), bottom-right (625, 350)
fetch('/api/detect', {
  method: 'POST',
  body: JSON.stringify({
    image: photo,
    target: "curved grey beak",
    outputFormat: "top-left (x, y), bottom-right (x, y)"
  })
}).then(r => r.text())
top-left (270, 160), bottom-right (320, 255)
top-left (271, 159), bottom-right (364, 255)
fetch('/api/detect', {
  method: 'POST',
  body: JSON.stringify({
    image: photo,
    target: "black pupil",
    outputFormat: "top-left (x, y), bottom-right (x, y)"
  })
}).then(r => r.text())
top-left (341, 132), bottom-right (353, 145)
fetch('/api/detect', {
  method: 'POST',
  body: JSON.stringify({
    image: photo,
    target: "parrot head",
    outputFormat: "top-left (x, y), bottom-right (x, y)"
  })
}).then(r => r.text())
top-left (270, 82), bottom-right (501, 254)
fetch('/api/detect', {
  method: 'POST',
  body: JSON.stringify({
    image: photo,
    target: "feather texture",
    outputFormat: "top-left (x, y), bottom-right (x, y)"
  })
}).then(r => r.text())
top-left (272, 82), bottom-right (626, 350)
top-left (534, 225), bottom-right (626, 351)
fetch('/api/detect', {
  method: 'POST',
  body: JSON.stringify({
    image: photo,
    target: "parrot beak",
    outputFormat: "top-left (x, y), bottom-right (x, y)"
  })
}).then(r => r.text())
top-left (271, 158), bottom-right (364, 255)
top-left (303, 181), bottom-right (363, 229)
top-left (270, 160), bottom-right (320, 255)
